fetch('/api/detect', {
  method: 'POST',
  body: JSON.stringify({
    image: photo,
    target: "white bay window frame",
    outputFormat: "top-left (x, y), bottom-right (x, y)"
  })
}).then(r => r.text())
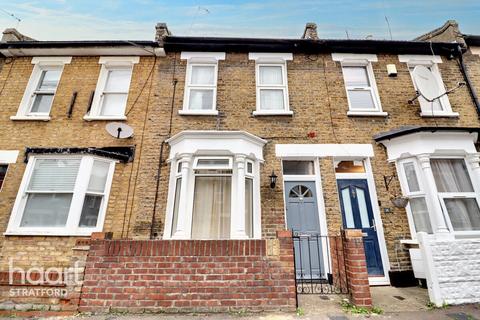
top-left (84, 56), bottom-right (139, 121)
top-left (332, 53), bottom-right (386, 117)
top-left (11, 57), bottom-right (72, 121)
top-left (179, 52), bottom-right (225, 116)
top-left (6, 155), bottom-right (115, 236)
top-left (398, 55), bottom-right (457, 118)
top-left (164, 131), bottom-right (266, 240)
top-left (249, 53), bottom-right (293, 116)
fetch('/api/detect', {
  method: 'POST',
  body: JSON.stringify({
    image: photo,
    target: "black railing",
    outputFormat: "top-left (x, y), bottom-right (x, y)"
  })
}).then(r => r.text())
top-left (292, 233), bottom-right (349, 294)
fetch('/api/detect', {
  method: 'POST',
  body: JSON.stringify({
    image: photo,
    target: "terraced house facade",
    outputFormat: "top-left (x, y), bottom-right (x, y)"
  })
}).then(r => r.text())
top-left (0, 21), bottom-right (479, 315)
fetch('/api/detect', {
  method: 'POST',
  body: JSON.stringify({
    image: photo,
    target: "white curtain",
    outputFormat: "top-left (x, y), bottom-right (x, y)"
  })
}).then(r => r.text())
top-left (189, 89), bottom-right (214, 110)
top-left (431, 159), bottom-right (480, 231)
top-left (259, 66), bottom-right (283, 85)
top-left (260, 89), bottom-right (284, 110)
top-left (101, 69), bottom-right (131, 116)
top-left (245, 178), bottom-right (254, 238)
top-left (431, 159), bottom-right (473, 192)
top-left (191, 66), bottom-right (215, 85)
top-left (409, 197), bottom-right (433, 233)
top-left (191, 176), bottom-right (231, 239)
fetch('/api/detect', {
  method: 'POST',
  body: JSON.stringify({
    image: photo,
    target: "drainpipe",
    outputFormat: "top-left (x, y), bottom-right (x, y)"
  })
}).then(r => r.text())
top-left (457, 45), bottom-right (480, 117)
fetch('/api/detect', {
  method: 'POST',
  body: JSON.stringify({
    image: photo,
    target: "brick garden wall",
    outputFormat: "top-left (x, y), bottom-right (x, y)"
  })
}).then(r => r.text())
top-left (79, 231), bottom-right (296, 313)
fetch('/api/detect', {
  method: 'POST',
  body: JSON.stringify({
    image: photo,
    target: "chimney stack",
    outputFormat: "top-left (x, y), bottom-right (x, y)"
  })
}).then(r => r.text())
top-left (155, 23), bottom-right (171, 43)
top-left (1, 28), bottom-right (35, 42)
top-left (302, 23), bottom-right (318, 40)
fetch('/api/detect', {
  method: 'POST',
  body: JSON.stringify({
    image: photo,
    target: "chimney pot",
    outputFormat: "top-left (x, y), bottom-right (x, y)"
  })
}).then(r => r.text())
top-left (155, 23), bottom-right (171, 43)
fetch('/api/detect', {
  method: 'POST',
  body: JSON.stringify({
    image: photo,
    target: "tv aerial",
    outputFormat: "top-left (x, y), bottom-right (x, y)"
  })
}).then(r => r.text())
top-left (408, 65), bottom-right (465, 104)
top-left (106, 122), bottom-right (134, 139)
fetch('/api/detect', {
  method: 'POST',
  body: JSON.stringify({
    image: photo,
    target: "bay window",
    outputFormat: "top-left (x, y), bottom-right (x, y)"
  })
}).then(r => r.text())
top-left (85, 56), bottom-right (139, 120)
top-left (164, 131), bottom-right (266, 240)
top-left (7, 155), bottom-right (115, 235)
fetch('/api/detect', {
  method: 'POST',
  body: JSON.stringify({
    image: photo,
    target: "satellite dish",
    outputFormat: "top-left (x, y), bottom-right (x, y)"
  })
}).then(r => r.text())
top-left (106, 122), bottom-right (134, 139)
top-left (412, 65), bottom-right (441, 101)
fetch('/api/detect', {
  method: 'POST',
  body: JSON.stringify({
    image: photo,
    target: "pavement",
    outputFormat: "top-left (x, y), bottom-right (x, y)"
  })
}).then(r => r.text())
top-left (1, 286), bottom-right (479, 320)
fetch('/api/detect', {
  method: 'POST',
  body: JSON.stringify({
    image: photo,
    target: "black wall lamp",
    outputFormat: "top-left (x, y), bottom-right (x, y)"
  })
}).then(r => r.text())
top-left (269, 171), bottom-right (278, 189)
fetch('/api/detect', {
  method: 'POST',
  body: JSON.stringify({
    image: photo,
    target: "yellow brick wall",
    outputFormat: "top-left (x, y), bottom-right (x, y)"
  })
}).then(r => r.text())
top-left (139, 52), bottom-right (480, 271)
top-left (0, 55), bottom-right (157, 269)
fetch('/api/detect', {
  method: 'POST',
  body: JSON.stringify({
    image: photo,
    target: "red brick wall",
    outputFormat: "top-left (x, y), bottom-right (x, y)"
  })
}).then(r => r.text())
top-left (79, 232), bottom-right (296, 313)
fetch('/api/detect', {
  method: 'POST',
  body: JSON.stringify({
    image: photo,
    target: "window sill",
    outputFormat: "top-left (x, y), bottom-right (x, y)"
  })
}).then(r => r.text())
top-left (10, 115), bottom-right (51, 121)
top-left (419, 112), bottom-right (459, 118)
top-left (84, 115), bottom-right (127, 121)
top-left (347, 111), bottom-right (388, 117)
top-left (252, 110), bottom-right (293, 116)
top-left (178, 110), bottom-right (219, 116)
top-left (400, 239), bottom-right (419, 245)
top-left (4, 229), bottom-right (99, 237)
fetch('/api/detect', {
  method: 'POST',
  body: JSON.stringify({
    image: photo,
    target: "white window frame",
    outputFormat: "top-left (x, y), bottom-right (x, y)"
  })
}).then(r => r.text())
top-left (249, 52), bottom-right (293, 116)
top-left (397, 158), bottom-right (433, 238)
top-left (11, 57), bottom-right (72, 121)
top-left (6, 155), bottom-right (116, 236)
top-left (165, 155), bottom-right (261, 240)
top-left (179, 52), bottom-right (225, 116)
top-left (332, 53), bottom-right (386, 117)
top-left (398, 55), bottom-right (457, 118)
top-left (84, 56), bottom-right (139, 121)
top-left (429, 156), bottom-right (480, 235)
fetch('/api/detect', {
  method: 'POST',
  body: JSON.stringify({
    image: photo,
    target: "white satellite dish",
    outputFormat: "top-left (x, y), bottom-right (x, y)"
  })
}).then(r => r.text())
top-left (106, 122), bottom-right (134, 139)
top-left (412, 65), bottom-right (441, 101)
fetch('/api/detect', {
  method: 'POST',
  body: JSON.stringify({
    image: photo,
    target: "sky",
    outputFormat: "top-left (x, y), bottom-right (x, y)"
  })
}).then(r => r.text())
top-left (0, 0), bottom-right (479, 41)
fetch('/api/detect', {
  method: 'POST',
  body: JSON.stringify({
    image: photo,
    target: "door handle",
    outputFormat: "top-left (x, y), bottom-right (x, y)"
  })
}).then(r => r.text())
top-left (371, 218), bottom-right (376, 232)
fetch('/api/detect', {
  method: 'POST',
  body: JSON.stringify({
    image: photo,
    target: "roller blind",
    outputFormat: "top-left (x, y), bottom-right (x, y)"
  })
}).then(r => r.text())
top-left (28, 159), bottom-right (81, 192)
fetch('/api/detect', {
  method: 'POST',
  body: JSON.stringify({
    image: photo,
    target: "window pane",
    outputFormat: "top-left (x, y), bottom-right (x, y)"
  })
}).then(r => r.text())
top-left (188, 89), bottom-right (214, 110)
top-left (88, 161), bottom-right (110, 193)
top-left (260, 89), bottom-right (284, 110)
top-left (341, 188), bottom-right (355, 228)
top-left (347, 90), bottom-right (375, 109)
top-left (356, 188), bottom-right (370, 228)
top-left (38, 69), bottom-right (61, 91)
top-left (246, 162), bottom-right (253, 174)
top-left (245, 178), bottom-right (254, 238)
top-left (196, 158), bottom-right (230, 169)
top-left (445, 198), bottom-right (480, 231)
top-left (79, 194), bottom-right (102, 227)
top-left (190, 66), bottom-right (215, 85)
top-left (28, 159), bottom-right (81, 192)
top-left (104, 69), bottom-right (131, 92)
top-left (343, 66), bottom-right (370, 87)
top-left (259, 66), bottom-right (283, 85)
top-left (431, 159), bottom-right (474, 192)
top-left (101, 93), bottom-right (128, 116)
top-left (21, 193), bottom-right (72, 227)
top-left (0, 165), bottom-right (7, 190)
top-left (191, 176), bottom-right (231, 239)
top-left (171, 177), bottom-right (182, 235)
top-left (335, 160), bottom-right (365, 173)
top-left (282, 161), bottom-right (314, 175)
top-left (409, 197), bottom-right (432, 234)
top-left (403, 162), bottom-right (420, 192)
top-left (30, 94), bottom-right (54, 113)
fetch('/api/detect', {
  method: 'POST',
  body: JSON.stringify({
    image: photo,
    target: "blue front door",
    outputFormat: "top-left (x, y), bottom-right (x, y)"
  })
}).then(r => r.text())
top-left (337, 179), bottom-right (384, 276)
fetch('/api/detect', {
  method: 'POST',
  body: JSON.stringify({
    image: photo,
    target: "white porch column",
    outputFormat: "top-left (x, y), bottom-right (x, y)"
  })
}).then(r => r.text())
top-left (172, 153), bottom-right (192, 239)
top-left (467, 153), bottom-right (480, 188)
top-left (417, 154), bottom-right (450, 235)
top-left (231, 154), bottom-right (247, 239)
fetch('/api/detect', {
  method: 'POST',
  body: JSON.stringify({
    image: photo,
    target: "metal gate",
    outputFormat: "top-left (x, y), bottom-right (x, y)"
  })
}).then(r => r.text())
top-left (292, 233), bottom-right (349, 294)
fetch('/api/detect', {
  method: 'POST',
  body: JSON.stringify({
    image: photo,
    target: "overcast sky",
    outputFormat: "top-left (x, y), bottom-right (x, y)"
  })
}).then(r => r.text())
top-left (0, 0), bottom-right (479, 41)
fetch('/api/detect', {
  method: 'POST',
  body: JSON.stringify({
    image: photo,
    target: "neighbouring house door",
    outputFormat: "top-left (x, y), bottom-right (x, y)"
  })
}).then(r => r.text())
top-left (284, 181), bottom-right (324, 280)
top-left (337, 179), bottom-right (384, 276)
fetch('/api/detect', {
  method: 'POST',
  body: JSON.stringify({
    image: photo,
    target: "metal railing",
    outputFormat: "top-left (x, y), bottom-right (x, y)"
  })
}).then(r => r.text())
top-left (292, 232), bottom-right (348, 294)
